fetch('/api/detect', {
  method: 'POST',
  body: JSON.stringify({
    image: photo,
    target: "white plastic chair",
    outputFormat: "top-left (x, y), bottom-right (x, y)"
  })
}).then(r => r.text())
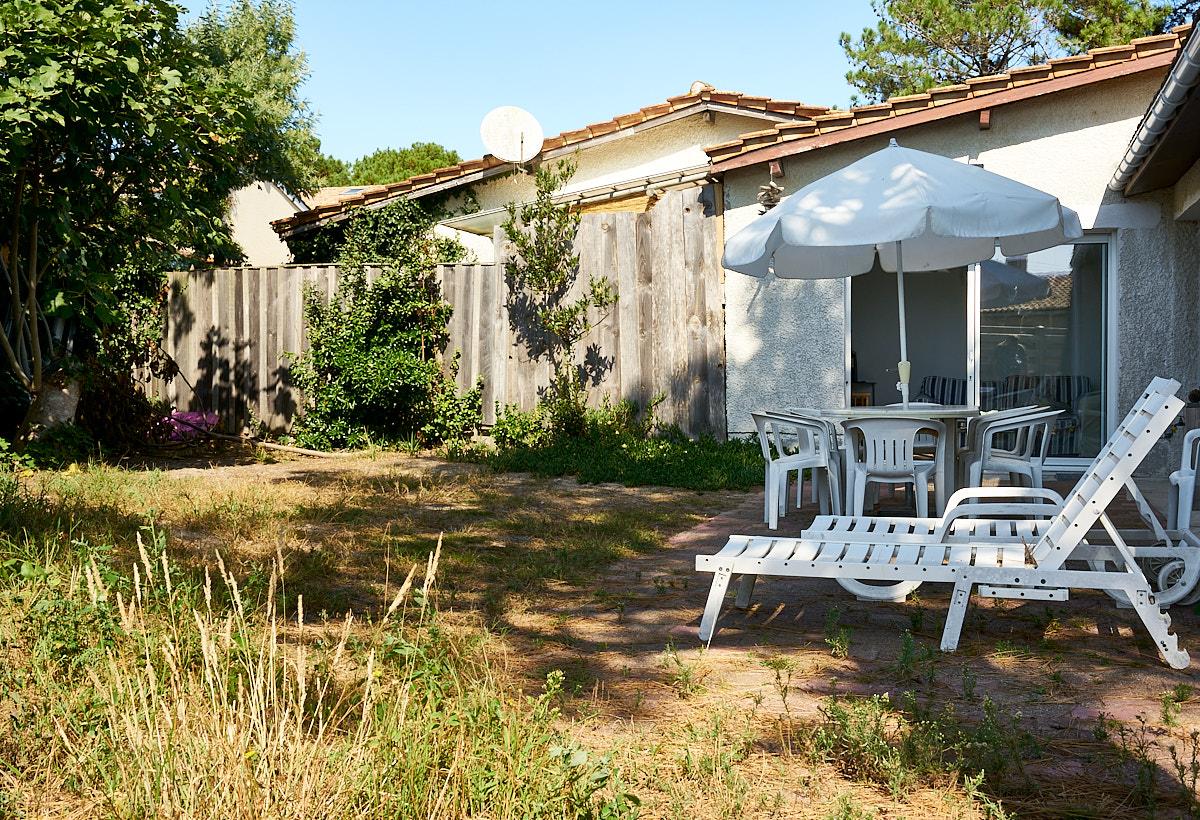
top-left (843, 417), bottom-right (946, 518)
top-left (960, 405), bottom-right (1039, 454)
top-left (1169, 429), bottom-right (1200, 530)
top-left (752, 411), bottom-right (841, 529)
top-left (960, 407), bottom-right (1062, 489)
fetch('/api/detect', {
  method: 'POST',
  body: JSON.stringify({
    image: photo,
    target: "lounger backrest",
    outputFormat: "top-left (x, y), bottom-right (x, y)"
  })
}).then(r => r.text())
top-left (1032, 377), bottom-right (1182, 568)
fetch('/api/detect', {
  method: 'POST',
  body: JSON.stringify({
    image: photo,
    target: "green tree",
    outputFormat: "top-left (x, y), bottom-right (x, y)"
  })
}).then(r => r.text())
top-left (501, 160), bottom-right (615, 431)
top-left (840, 0), bottom-right (1061, 102)
top-left (1052, 0), bottom-right (1169, 51)
top-left (313, 151), bottom-right (351, 187)
top-left (840, 0), bottom-right (1185, 103)
top-left (1, 0), bottom-right (240, 425)
top-left (344, 143), bottom-right (462, 186)
top-left (187, 0), bottom-right (321, 197)
top-left (0, 0), bottom-right (320, 435)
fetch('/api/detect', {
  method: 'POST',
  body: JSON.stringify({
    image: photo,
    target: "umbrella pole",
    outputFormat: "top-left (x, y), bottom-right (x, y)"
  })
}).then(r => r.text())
top-left (895, 241), bottom-right (911, 408)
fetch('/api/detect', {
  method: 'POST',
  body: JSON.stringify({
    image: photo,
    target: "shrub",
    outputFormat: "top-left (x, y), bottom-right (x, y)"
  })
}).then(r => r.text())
top-left (290, 199), bottom-right (482, 450)
top-left (23, 423), bottom-right (95, 469)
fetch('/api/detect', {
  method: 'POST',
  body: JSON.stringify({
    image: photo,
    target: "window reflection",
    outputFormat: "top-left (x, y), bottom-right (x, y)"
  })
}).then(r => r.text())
top-left (979, 244), bottom-right (1106, 458)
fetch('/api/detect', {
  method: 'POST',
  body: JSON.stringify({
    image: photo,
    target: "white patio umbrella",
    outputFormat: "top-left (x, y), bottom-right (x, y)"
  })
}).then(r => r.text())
top-left (723, 139), bottom-right (1083, 406)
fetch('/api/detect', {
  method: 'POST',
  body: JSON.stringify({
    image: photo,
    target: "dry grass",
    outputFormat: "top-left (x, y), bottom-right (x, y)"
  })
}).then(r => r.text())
top-left (5, 448), bottom-right (1200, 818)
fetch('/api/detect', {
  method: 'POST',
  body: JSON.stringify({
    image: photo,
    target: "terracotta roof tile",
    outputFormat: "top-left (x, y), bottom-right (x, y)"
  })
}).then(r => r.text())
top-left (274, 84), bottom-right (833, 234)
top-left (704, 23), bottom-right (1192, 166)
top-left (586, 120), bottom-right (620, 137)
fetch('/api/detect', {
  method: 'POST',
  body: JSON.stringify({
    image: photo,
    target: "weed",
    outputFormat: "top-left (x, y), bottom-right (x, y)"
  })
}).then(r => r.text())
top-left (961, 667), bottom-right (978, 701)
top-left (824, 605), bottom-right (851, 659)
top-left (805, 691), bottom-right (1035, 802)
top-left (824, 792), bottom-right (877, 819)
top-left (908, 593), bottom-right (926, 633)
top-left (761, 655), bottom-right (798, 714)
top-left (1113, 714), bottom-right (1160, 813)
top-left (1163, 691), bottom-right (1183, 727)
top-left (660, 641), bottom-right (706, 698)
top-left (1170, 729), bottom-right (1200, 814)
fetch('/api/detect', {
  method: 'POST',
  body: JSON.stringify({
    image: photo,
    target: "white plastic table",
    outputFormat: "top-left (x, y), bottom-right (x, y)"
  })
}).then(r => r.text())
top-left (816, 405), bottom-right (981, 515)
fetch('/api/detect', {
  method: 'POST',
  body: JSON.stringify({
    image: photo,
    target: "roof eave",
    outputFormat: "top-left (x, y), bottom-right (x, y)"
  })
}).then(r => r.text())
top-left (710, 49), bottom-right (1179, 175)
top-left (1113, 18), bottom-right (1200, 195)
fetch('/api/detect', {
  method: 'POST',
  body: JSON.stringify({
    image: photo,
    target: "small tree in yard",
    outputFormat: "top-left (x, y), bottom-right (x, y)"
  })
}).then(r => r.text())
top-left (290, 199), bottom-right (481, 450)
top-left (501, 160), bottom-right (615, 432)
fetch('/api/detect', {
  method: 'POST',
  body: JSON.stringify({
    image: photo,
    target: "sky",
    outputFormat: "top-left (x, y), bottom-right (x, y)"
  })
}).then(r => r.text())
top-left (187, 1), bottom-right (881, 164)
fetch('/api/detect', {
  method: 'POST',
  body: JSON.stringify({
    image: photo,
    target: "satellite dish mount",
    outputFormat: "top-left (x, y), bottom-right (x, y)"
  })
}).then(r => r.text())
top-left (480, 106), bottom-right (545, 170)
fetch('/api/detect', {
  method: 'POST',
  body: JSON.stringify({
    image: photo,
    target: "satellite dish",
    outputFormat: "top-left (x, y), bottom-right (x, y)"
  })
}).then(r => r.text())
top-left (480, 106), bottom-right (544, 165)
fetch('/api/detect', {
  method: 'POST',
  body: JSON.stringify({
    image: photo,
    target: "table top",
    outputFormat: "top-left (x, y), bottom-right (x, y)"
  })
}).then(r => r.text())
top-left (817, 404), bottom-right (981, 420)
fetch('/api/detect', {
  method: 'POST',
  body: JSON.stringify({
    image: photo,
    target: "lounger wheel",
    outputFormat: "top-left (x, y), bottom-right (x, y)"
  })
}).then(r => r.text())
top-left (836, 578), bottom-right (922, 602)
top-left (1091, 555), bottom-right (1200, 609)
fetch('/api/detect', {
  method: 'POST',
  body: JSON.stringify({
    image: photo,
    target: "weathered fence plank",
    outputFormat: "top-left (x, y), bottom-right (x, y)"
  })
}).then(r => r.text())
top-left (154, 186), bottom-right (727, 438)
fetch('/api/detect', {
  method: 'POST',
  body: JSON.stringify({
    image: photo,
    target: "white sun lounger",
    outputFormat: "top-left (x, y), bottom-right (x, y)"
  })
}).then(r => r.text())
top-left (696, 377), bottom-right (1198, 669)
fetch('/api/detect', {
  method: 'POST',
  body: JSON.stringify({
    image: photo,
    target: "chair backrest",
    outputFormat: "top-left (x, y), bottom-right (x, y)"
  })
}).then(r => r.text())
top-left (844, 417), bottom-right (947, 475)
top-left (1180, 428), bottom-right (1200, 475)
top-left (751, 411), bottom-right (822, 464)
top-left (964, 405), bottom-right (1040, 449)
top-left (1032, 377), bottom-right (1183, 567)
top-left (979, 407), bottom-right (1063, 462)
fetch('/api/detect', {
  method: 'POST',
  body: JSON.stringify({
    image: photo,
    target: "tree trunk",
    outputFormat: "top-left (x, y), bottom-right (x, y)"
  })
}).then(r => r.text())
top-left (21, 374), bottom-right (81, 441)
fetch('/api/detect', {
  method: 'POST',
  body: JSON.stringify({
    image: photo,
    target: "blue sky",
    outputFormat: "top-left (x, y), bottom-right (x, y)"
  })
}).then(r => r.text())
top-left (188, 1), bottom-right (881, 163)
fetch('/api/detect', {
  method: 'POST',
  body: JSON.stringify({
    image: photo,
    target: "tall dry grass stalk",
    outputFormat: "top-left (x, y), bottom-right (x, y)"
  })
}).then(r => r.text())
top-left (56, 533), bottom-right (410, 817)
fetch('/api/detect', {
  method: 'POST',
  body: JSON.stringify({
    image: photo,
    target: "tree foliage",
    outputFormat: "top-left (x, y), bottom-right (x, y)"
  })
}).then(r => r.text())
top-left (840, 0), bottom-right (1187, 103)
top-left (323, 143), bottom-right (463, 188)
top-left (188, 0), bottom-right (321, 196)
top-left (0, 0), bottom-right (321, 436)
top-left (1052, 0), bottom-right (1170, 51)
top-left (290, 199), bottom-right (479, 450)
top-left (501, 160), bottom-right (615, 432)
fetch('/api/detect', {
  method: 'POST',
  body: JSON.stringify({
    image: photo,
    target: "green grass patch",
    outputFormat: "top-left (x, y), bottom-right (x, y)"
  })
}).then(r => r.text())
top-left (474, 429), bottom-right (762, 491)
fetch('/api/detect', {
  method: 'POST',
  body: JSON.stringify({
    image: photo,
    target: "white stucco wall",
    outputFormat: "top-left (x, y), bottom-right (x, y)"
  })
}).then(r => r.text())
top-left (434, 225), bottom-right (493, 263)
top-left (228, 182), bottom-right (302, 266)
top-left (721, 69), bottom-right (1196, 461)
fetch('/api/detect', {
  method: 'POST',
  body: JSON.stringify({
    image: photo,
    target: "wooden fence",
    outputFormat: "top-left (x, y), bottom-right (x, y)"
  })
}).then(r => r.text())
top-left (155, 187), bottom-right (727, 438)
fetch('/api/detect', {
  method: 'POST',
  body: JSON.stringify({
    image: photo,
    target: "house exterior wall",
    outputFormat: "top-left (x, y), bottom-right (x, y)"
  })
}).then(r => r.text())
top-left (720, 69), bottom-right (1200, 473)
top-left (228, 182), bottom-right (302, 266)
top-left (434, 225), bottom-right (495, 263)
top-left (441, 111), bottom-right (787, 219)
top-left (1175, 158), bottom-right (1200, 220)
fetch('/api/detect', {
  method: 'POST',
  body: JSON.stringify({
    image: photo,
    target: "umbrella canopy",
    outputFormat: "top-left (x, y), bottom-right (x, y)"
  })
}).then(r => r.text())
top-left (723, 140), bottom-right (1083, 278)
top-left (723, 140), bottom-right (1083, 405)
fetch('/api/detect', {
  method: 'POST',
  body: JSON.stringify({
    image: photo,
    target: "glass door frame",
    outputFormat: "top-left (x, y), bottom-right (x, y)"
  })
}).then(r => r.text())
top-left (843, 232), bottom-right (1116, 474)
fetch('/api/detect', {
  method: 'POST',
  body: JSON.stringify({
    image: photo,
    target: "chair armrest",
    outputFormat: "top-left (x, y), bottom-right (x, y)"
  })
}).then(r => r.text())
top-left (943, 485), bottom-right (1066, 511)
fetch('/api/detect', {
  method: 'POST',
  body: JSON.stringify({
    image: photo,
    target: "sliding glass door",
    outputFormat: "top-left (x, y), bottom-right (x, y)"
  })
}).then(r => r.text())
top-left (844, 235), bottom-right (1113, 467)
top-left (975, 237), bottom-right (1110, 461)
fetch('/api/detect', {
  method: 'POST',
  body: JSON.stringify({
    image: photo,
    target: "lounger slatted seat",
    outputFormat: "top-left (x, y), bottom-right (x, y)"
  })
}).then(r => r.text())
top-left (697, 378), bottom-right (1200, 669)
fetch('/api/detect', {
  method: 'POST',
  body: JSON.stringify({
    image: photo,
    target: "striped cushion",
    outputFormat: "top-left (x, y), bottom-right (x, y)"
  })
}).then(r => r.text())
top-left (917, 376), bottom-right (968, 405)
top-left (995, 375), bottom-right (1094, 457)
